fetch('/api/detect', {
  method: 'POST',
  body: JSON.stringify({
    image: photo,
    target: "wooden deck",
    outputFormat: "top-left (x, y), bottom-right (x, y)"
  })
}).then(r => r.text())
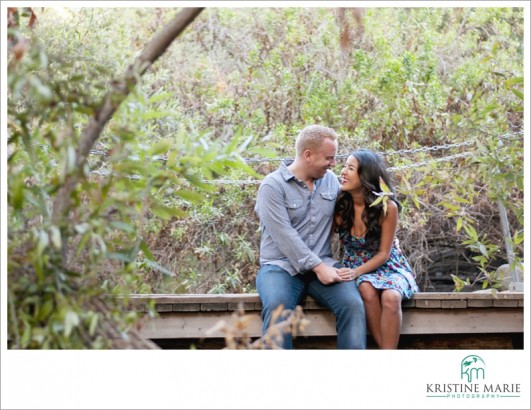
top-left (126, 292), bottom-right (524, 349)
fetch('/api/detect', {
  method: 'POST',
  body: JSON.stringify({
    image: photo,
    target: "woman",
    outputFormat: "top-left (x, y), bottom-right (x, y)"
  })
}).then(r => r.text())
top-left (334, 149), bottom-right (418, 349)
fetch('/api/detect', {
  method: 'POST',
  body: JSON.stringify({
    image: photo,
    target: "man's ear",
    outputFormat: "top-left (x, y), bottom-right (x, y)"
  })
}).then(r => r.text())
top-left (303, 149), bottom-right (313, 160)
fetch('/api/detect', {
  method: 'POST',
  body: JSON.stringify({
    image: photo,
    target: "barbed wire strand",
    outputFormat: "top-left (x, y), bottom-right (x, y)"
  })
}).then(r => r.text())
top-left (28, 130), bottom-right (522, 161)
top-left (85, 130), bottom-right (523, 161)
top-left (88, 129), bottom-right (523, 184)
top-left (26, 130), bottom-right (523, 184)
top-left (90, 150), bottom-right (477, 184)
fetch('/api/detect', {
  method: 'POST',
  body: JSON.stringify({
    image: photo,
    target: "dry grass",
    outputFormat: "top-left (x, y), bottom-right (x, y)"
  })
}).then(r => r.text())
top-left (205, 304), bottom-right (310, 350)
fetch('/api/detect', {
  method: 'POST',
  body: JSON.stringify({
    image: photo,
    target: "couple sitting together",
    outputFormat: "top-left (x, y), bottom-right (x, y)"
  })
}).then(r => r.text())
top-left (255, 124), bottom-right (419, 349)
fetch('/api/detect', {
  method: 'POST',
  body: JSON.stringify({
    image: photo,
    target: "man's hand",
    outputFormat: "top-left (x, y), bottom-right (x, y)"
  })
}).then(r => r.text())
top-left (312, 263), bottom-right (342, 285)
top-left (338, 267), bottom-right (358, 281)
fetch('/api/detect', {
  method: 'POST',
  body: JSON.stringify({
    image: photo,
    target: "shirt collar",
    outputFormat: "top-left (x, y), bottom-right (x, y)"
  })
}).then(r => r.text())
top-left (279, 159), bottom-right (325, 188)
top-left (280, 159), bottom-right (295, 182)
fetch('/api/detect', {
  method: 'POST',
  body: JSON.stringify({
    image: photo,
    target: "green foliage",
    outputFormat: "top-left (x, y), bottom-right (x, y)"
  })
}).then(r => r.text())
top-left (7, 8), bottom-right (257, 348)
top-left (8, 5), bottom-right (525, 350)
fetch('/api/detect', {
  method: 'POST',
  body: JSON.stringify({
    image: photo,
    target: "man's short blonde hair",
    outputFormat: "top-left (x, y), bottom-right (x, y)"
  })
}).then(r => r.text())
top-left (295, 125), bottom-right (338, 157)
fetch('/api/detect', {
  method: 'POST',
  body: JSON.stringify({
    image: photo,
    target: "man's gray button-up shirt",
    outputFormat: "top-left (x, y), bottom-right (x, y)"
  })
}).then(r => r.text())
top-left (255, 161), bottom-right (339, 276)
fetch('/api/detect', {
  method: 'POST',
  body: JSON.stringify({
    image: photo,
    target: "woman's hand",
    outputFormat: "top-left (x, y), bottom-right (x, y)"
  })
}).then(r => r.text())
top-left (338, 267), bottom-right (358, 281)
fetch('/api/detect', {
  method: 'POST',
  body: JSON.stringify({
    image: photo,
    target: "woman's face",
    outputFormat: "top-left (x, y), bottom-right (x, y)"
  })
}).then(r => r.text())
top-left (339, 155), bottom-right (361, 192)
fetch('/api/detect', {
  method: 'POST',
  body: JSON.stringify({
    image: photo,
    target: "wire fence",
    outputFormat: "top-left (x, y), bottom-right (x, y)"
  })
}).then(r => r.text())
top-left (85, 129), bottom-right (523, 184)
top-left (87, 130), bottom-right (521, 161)
top-left (20, 129), bottom-right (522, 182)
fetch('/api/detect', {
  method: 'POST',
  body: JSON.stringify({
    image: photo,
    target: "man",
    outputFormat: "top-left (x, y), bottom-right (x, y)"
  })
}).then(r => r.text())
top-left (255, 125), bottom-right (366, 349)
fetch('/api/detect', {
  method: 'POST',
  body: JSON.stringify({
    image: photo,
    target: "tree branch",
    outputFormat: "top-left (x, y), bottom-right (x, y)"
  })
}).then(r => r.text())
top-left (51, 7), bottom-right (204, 258)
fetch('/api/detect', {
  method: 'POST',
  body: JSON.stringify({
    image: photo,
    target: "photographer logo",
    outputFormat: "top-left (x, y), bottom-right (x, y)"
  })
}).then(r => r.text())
top-left (461, 355), bottom-right (485, 383)
top-left (425, 354), bottom-right (521, 400)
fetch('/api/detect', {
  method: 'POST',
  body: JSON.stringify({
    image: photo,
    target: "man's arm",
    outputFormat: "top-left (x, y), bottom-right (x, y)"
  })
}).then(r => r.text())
top-left (257, 182), bottom-right (323, 272)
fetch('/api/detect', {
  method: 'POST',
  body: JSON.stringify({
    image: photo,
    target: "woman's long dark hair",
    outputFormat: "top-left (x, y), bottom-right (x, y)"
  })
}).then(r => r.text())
top-left (334, 149), bottom-right (400, 252)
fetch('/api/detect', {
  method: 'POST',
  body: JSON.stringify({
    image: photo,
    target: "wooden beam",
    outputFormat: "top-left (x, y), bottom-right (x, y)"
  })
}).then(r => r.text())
top-left (137, 307), bottom-right (523, 339)
top-left (401, 308), bottom-right (523, 334)
top-left (126, 291), bottom-right (524, 311)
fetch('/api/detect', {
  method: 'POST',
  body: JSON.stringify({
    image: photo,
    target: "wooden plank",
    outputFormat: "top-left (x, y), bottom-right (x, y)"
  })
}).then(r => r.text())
top-left (138, 311), bottom-right (338, 339)
top-left (410, 292), bottom-right (524, 300)
top-left (125, 292), bottom-right (524, 312)
top-left (441, 300), bottom-right (467, 309)
top-left (172, 303), bottom-right (200, 312)
top-left (493, 299), bottom-right (519, 307)
top-left (129, 294), bottom-right (261, 304)
top-left (414, 299), bottom-right (442, 308)
top-left (137, 308), bottom-right (523, 339)
top-left (401, 308), bottom-right (523, 334)
top-left (138, 312), bottom-right (263, 339)
top-left (468, 299), bottom-right (493, 308)
top-left (200, 303), bottom-right (228, 312)
top-left (124, 292), bottom-right (524, 304)
top-left (228, 302), bottom-right (256, 311)
top-left (155, 304), bottom-right (173, 312)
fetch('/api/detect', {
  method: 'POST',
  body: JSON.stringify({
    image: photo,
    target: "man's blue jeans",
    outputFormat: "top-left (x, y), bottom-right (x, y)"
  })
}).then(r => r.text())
top-left (256, 264), bottom-right (367, 349)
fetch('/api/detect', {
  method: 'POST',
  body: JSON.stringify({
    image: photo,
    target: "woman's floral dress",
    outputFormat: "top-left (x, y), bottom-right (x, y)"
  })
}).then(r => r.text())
top-left (339, 228), bottom-right (419, 299)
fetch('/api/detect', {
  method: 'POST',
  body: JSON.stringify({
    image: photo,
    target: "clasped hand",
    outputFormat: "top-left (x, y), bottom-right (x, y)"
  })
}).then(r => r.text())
top-left (338, 267), bottom-right (358, 281)
top-left (314, 264), bottom-right (359, 285)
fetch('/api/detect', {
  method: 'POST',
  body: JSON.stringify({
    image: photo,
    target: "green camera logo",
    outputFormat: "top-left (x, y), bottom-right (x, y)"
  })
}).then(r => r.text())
top-left (461, 355), bottom-right (485, 383)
